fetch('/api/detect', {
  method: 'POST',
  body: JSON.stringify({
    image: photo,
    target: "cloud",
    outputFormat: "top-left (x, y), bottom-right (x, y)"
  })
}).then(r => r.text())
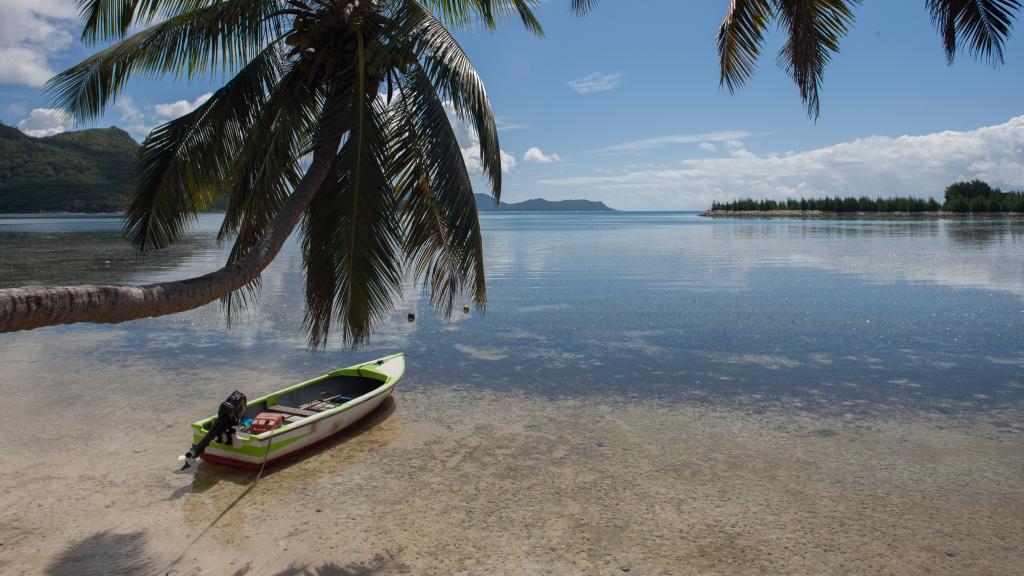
top-left (540, 116), bottom-right (1024, 210)
top-left (595, 130), bottom-right (752, 154)
top-left (0, 1), bottom-right (78, 86)
top-left (496, 118), bottom-right (528, 131)
top-left (523, 147), bottom-right (561, 164)
top-left (5, 102), bottom-right (28, 117)
top-left (568, 72), bottom-right (623, 94)
top-left (443, 100), bottom-right (516, 174)
top-left (698, 142), bottom-right (718, 152)
top-left (115, 96), bottom-right (154, 140)
top-left (154, 93), bottom-right (212, 120)
top-left (17, 108), bottom-right (66, 137)
top-left (97, 92), bottom-right (214, 141)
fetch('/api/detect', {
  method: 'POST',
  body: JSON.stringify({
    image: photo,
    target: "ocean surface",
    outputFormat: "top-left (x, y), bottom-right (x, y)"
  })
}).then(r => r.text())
top-left (2, 212), bottom-right (1024, 575)
top-left (2, 212), bottom-right (1023, 413)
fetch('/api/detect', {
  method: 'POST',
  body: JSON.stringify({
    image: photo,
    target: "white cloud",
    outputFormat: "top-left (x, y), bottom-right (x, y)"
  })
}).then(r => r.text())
top-left (116, 96), bottom-right (143, 122)
top-left (541, 116), bottom-right (1024, 210)
top-left (496, 118), bottom-right (528, 130)
top-left (17, 108), bottom-right (66, 137)
top-left (0, 1), bottom-right (78, 86)
top-left (500, 150), bottom-right (517, 172)
top-left (523, 147), bottom-right (561, 164)
top-left (568, 72), bottom-right (623, 94)
top-left (725, 139), bottom-right (746, 152)
top-left (5, 102), bottom-right (28, 117)
top-left (443, 100), bottom-right (516, 174)
top-left (105, 92), bottom-right (213, 141)
top-left (698, 142), bottom-right (718, 152)
top-left (154, 93), bottom-right (212, 119)
top-left (595, 130), bottom-right (752, 154)
top-left (115, 95), bottom-right (154, 140)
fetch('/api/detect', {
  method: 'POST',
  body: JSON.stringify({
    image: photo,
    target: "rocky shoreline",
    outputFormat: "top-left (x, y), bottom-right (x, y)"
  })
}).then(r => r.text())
top-left (700, 210), bottom-right (1024, 219)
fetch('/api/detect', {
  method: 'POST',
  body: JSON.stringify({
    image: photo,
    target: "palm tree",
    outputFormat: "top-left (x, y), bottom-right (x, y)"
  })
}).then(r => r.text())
top-left (0, 0), bottom-right (542, 346)
top-left (0, 0), bottom-right (1019, 344)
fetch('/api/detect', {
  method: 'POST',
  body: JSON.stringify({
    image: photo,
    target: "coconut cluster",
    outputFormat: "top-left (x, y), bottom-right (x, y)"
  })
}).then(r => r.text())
top-left (285, 0), bottom-right (393, 82)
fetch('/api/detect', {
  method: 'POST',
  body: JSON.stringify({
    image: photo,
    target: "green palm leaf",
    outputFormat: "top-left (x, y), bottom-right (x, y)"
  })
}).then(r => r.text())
top-left (718, 0), bottom-right (774, 93)
top-left (78, 0), bottom-right (216, 43)
top-left (394, 0), bottom-right (504, 200)
top-left (124, 43), bottom-right (285, 252)
top-left (219, 62), bottom-right (319, 259)
top-left (303, 34), bottom-right (403, 347)
top-left (927, 0), bottom-right (1022, 65)
top-left (217, 62), bottom-right (324, 319)
top-left (390, 63), bottom-right (487, 316)
top-left (569, 0), bottom-right (599, 15)
top-left (775, 0), bottom-right (859, 119)
top-left (422, 0), bottom-right (543, 34)
top-left (51, 0), bottom-right (283, 121)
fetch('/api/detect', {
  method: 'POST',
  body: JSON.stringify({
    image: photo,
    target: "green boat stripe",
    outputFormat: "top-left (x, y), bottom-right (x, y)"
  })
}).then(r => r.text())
top-left (194, 432), bottom-right (311, 457)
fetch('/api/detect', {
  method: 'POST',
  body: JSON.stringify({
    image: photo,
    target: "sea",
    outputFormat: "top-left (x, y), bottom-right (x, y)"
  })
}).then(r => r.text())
top-left (1, 212), bottom-right (1022, 575)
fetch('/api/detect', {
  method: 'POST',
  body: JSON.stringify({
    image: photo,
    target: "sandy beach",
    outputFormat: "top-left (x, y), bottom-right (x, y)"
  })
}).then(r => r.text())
top-left (1, 333), bottom-right (1022, 575)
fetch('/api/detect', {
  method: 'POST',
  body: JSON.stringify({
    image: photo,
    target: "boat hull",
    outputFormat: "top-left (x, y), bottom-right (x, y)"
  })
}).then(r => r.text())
top-left (192, 353), bottom-right (404, 470)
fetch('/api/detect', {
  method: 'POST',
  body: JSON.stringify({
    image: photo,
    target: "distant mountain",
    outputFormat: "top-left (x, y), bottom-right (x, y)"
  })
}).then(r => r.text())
top-left (0, 124), bottom-right (139, 213)
top-left (475, 193), bottom-right (614, 212)
top-left (0, 125), bottom-right (616, 215)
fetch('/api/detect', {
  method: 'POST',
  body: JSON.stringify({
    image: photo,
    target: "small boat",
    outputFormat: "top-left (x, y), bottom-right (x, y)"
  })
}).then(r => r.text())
top-left (181, 353), bottom-right (404, 470)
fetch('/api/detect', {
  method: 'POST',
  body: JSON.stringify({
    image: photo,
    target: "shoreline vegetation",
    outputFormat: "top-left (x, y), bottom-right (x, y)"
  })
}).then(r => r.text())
top-left (703, 180), bottom-right (1024, 218)
top-left (701, 210), bottom-right (1024, 219)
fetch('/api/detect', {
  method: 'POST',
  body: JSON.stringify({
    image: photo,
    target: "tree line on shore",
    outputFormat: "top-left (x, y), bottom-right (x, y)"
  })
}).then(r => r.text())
top-left (711, 180), bottom-right (1024, 213)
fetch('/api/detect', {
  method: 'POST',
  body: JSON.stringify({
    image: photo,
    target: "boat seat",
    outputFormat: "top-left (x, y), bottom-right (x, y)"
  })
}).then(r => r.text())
top-left (270, 405), bottom-right (317, 417)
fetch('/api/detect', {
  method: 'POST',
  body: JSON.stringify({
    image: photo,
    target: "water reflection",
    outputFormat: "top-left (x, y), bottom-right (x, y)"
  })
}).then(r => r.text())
top-left (946, 220), bottom-right (1024, 247)
top-left (1, 213), bottom-right (1022, 412)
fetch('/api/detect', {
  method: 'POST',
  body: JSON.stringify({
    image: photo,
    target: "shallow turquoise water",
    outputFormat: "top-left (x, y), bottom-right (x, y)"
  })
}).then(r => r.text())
top-left (1, 212), bottom-right (1022, 414)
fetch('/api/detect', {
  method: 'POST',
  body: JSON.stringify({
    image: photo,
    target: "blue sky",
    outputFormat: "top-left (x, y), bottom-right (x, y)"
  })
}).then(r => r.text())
top-left (2, 1), bottom-right (1023, 209)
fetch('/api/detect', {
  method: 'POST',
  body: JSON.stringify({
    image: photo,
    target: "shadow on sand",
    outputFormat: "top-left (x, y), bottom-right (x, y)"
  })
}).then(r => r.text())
top-left (229, 551), bottom-right (410, 576)
top-left (44, 530), bottom-right (152, 576)
top-left (188, 396), bottom-right (398, 495)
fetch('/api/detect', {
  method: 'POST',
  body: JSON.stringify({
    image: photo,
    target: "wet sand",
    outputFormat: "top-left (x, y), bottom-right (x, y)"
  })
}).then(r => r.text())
top-left (1, 335), bottom-right (1022, 575)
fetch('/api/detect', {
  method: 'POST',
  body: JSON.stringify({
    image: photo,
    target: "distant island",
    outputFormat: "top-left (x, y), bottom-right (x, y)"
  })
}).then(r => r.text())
top-left (475, 193), bottom-right (614, 212)
top-left (0, 123), bottom-right (140, 213)
top-left (702, 180), bottom-right (1024, 218)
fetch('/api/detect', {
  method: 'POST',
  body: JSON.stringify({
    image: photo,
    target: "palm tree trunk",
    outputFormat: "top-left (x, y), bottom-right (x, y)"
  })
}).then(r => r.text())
top-left (0, 137), bottom-right (341, 334)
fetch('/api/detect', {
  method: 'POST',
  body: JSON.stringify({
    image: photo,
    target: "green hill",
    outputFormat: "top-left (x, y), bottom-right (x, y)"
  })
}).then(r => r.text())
top-left (0, 124), bottom-right (139, 213)
top-left (475, 193), bottom-right (614, 212)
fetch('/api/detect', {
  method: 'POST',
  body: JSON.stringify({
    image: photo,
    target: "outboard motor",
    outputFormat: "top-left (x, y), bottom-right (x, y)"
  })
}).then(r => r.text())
top-left (179, 391), bottom-right (247, 470)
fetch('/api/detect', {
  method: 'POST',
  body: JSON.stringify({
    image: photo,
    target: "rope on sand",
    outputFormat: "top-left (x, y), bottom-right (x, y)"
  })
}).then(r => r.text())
top-left (160, 431), bottom-right (275, 574)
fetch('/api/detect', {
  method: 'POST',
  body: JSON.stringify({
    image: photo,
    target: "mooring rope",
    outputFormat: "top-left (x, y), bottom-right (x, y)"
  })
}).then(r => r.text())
top-left (161, 430), bottom-right (275, 574)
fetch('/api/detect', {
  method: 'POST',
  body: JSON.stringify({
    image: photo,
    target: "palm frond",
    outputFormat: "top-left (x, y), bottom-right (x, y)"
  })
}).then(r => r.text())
top-left (420, 0), bottom-right (543, 34)
top-left (569, 0), bottom-right (599, 15)
top-left (78, 0), bottom-right (215, 43)
top-left (775, 0), bottom-right (859, 119)
top-left (124, 44), bottom-right (285, 252)
top-left (389, 63), bottom-right (486, 316)
top-left (302, 34), bottom-right (403, 347)
top-left (718, 0), bottom-right (775, 93)
top-left (216, 62), bottom-right (323, 320)
top-left (927, 0), bottom-right (1022, 65)
top-left (219, 62), bottom-right (318, 259)
top-left (50, 0), bottom-right (283, 121)
top-left (393, 0), bottom-right (503, 200)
